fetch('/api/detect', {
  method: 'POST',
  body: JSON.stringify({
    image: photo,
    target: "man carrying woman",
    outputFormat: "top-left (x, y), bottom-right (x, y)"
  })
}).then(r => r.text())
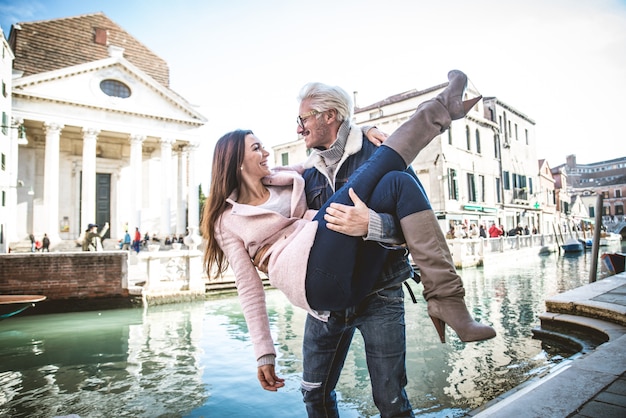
top-left (201, 70), bottom-right (496, 417)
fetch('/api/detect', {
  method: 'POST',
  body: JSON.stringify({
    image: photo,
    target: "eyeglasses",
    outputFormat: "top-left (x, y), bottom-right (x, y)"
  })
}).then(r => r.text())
top-left (297, 110), bottom-right (320, 130)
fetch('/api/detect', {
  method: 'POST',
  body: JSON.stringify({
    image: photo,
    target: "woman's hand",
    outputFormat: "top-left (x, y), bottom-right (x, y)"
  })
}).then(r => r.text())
top-left (257, 364), bottom-right (285, 392)
top-left (365, 127), bottom-right (389, 146)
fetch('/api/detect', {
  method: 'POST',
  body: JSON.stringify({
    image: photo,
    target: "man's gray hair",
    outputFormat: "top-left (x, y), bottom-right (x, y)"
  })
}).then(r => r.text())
top-left (297, 82), bottom-right (353, 122)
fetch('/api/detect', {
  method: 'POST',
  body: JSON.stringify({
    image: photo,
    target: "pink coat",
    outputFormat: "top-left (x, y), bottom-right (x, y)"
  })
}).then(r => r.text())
top-left (215, 169), bottom-right (321, 360)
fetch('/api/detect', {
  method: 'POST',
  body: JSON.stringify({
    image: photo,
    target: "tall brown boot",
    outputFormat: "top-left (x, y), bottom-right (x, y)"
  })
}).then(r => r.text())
top-left (383, 70), bottom-right (481, 166)
top-left (400, 211), bottom-right (496, 343)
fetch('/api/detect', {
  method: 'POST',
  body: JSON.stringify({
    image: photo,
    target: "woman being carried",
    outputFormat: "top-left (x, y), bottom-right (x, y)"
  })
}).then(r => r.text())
top-left (201, 70), bottom-right (496, 390)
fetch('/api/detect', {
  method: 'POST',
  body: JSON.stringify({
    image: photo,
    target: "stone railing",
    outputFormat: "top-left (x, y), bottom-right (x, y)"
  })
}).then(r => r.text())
top-left (446, 234), bottom-right (559, 268)
top-left (131, 247), bottom-right (206, 305)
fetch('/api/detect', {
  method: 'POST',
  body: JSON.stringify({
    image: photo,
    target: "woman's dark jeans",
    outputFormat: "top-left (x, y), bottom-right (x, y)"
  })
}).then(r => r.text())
top-left (306, 146), bottom-right (431, 311)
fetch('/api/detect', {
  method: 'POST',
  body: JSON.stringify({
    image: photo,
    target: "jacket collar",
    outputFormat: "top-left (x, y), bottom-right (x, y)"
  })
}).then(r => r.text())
top-left (301, 123), bottom-right (363, 172)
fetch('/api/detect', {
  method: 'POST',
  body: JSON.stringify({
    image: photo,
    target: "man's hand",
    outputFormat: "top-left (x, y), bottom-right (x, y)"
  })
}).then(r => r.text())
top-left (365, 127), bottom-right (388, 146)
top-left (324, 188), bottom-right (369, 237)
top-left (257, 364), bottom-right (285, 392)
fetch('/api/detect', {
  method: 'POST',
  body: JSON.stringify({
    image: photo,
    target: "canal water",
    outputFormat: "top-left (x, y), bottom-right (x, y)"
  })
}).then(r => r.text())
top-left (1, 242), bottom-right (623, 418)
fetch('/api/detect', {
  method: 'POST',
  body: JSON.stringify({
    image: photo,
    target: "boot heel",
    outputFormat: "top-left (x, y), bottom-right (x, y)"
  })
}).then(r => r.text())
top-left (429, 315), bottom-right (447, 344)
top-left (462, 96), bottom-right (482, 115)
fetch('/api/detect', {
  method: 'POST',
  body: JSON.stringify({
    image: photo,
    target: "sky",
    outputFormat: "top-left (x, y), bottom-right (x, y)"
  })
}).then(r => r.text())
top-left (1, 0), bottom-right (626, 184)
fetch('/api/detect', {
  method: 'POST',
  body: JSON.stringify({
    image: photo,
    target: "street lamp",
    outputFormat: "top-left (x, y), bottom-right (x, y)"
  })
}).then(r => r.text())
top-left (3, 179), bottom-right (33, 192)
top-left (1, 123), bottom-right (28, 145)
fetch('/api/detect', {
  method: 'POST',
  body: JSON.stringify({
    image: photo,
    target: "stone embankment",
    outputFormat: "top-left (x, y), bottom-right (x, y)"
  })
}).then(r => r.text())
top-left (0, 252), bottom-right (134, 313)
top-left (470, 273), bottom-right (626, 417)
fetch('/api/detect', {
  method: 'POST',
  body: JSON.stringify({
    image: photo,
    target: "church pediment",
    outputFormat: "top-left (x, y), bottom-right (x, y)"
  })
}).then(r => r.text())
top-left (12, 56), bottom-right (207, 126)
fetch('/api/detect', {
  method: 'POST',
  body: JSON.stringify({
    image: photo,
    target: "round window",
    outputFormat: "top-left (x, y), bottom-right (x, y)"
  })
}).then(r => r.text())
top-left (100, 79), bottom-right (131, 98)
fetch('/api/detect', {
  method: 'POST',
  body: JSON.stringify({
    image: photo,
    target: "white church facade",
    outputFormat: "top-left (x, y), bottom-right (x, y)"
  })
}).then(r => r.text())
top-left (2, 13), bottom-right (207, 252)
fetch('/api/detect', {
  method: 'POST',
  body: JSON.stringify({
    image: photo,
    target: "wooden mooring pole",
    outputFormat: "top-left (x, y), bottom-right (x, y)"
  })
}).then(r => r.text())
top-left (589, 194), bottom-right (604, 283)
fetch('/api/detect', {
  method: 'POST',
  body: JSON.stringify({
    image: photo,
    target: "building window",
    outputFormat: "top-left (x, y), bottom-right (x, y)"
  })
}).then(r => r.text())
top-left (1, 153), bottom-right (5, 171)
top-left (616, 205), bottom-right (624, 216)
top-left (281, 152), bottom-right (289, 166)
top-left (525, 128), bottom-right (529, 145)
top-left (1, 190), bottom-right (5, 207)
top-left (465, 125), bottom-right (471, 151)
top-left (495, 178), bottom-right (502, 203)
top-left (448, 129), bottom-right (452, 145)
top-left (2, 80), bottom-right (6, 97)
top-left (512, 173), bottom-right (527, 190)
top-left (529, 178), bottom-right (533, 195)
top-left (369, 109), bottom-right (383, 119)
top-left (475, 129), bottom-right (481, 154)
top-left (503, 171), bottom-right (510, 190)
top-left (589, 205), bottom-right (595, 217)
top-left (515, 123), bottom-right (518, 140)
top-left (100, 79), bottom-right (131, 98)
top-left (1, 112), bottom-right (7, 135)
top-left (493, 134), bottom-right (499, 159)
top-left (479, 175), bottom-right (485, 202)
top-left (616, 189), bottom-right (622, 198)
top-left (448, 168), bottom-right (458, 200)
top-left (467, 173), bottom-right (476, 202)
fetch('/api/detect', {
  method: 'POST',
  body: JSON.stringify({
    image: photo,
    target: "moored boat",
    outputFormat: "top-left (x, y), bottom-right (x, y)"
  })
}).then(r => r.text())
top-left (561, 238), bottom-right (584, 253)
top-left (0, 295), bottom-right (47, 319)
top-left (600, 253), bottom-right (626, 277)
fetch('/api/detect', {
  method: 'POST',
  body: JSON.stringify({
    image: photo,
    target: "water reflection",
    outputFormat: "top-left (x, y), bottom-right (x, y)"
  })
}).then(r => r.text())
top-left (0, 243), bottom-right (623, 417)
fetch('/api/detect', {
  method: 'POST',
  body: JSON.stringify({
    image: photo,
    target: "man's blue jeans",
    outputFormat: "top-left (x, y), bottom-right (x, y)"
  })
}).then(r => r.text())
top-left (301, 284), bottom-right (415, 418)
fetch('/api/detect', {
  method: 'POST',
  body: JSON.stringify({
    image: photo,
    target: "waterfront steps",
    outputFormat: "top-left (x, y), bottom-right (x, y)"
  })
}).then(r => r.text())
top-left (543, 274), bottom-right (626, 327)
top-left (470, 273), bottom-right (626, 417)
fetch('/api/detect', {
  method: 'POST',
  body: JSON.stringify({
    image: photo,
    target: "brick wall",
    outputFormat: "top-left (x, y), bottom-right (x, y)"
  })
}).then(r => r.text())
top-left (0, 252), bottom-right (129, 301)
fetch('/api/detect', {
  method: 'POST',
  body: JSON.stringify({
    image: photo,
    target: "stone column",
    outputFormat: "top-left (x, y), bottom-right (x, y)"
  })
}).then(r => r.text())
top-left (81, 127), bottom-right (100, 229)
top-left (3, 118), bottom-right (22, 251)
top-left (186, 141), bottom-right (200, 233)
top-left (159, 137), bottom-right (175, 237)
top-left (129, 134), bottom-right (146, 234)
top-left (43, 122), bottom-right (64, 242)
top-left (176, 147), bottom-right (188, 236)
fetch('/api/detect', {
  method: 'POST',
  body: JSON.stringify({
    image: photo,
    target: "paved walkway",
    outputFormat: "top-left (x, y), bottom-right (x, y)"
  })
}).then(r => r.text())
top-left (468, 273), bottom-right (626, 418)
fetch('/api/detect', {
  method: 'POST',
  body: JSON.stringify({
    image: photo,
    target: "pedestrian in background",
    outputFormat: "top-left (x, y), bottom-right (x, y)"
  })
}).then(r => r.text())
top-left (82, 222), bottom-right (109, 251)
top-left (120, 230), bottom-right (131, 250)
top-left (133, 227), bottom-right (141, 253)
top-left (42, 233), bottom-right (50, 252)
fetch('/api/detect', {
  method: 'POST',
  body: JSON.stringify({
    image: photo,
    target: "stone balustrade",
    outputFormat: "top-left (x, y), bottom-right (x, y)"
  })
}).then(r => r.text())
top-left (130, 248), bottom-right (206, 305)
top-left (446, 234), bottom-right (560, 268)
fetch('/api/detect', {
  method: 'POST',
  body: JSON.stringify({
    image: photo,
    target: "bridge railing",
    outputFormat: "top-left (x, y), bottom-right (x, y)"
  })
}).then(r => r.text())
top-left (606, 220), bottom-right (626, 234)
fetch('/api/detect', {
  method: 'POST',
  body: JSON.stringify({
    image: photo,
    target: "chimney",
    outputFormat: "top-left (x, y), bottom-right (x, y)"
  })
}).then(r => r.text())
top-left (94, 27), bottom-right (108, 45)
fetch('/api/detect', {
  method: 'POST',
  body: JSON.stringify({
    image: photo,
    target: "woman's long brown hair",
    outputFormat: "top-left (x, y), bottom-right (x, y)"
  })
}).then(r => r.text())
top-left (201, 130), bottom-right (252, 277)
